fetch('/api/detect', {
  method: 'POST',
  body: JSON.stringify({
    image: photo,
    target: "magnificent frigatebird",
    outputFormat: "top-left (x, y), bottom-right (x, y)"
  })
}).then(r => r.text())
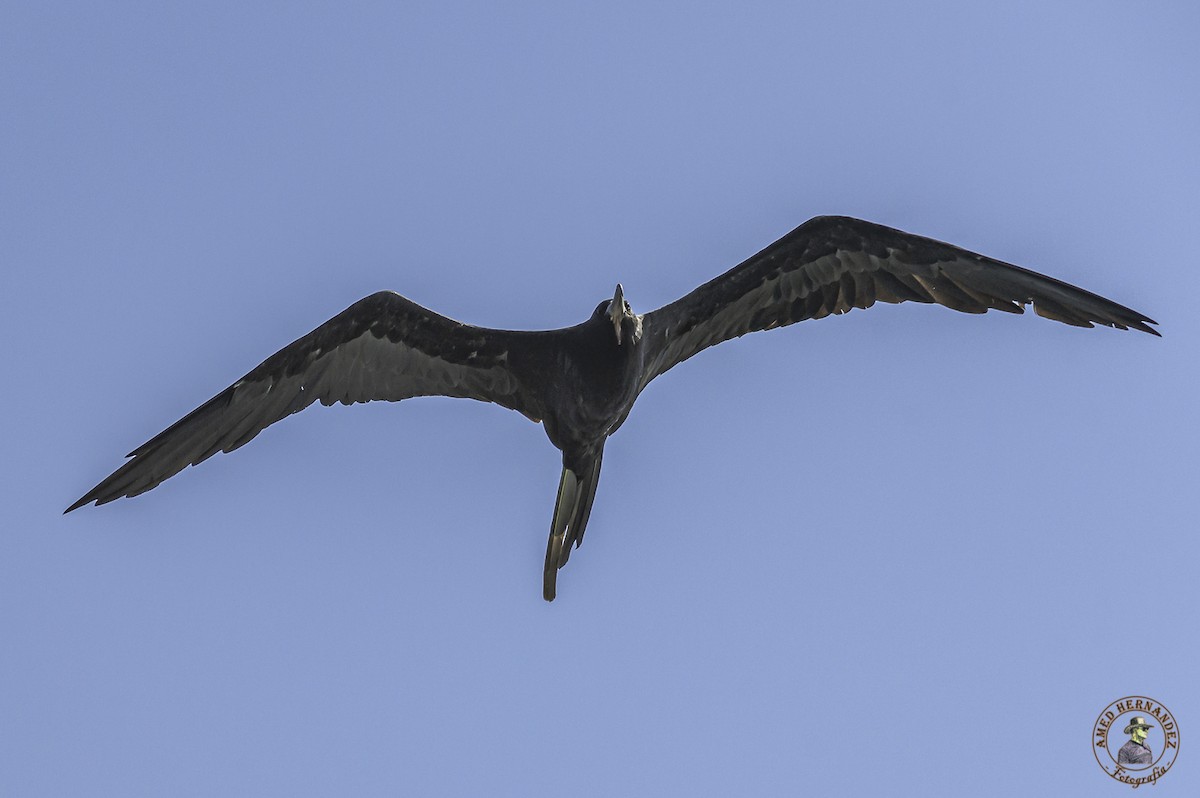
top-left (67, 215), bottom-right (1157, 600)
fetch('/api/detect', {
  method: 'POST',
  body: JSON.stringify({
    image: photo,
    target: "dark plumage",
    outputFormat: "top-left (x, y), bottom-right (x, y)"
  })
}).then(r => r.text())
top-left (67, 216), bottom-right (1158, 599)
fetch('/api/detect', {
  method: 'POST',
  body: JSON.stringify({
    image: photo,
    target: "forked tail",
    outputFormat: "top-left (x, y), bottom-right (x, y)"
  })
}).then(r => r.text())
top-left (543, 448), bottom-right (604, 601)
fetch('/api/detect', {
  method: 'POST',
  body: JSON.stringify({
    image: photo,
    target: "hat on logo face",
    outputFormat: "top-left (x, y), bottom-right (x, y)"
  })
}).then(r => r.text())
top-left (1124, 717), bottom-right (1154, 735)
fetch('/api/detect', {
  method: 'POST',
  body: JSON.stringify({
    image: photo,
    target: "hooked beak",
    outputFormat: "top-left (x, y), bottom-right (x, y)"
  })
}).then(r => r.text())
top-left (609, 284), bottom-right (624, 345)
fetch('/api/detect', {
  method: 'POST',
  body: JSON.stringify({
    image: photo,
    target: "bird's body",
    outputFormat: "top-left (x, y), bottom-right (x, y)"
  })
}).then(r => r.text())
top-left (525, 296), bottom-right (644, 465)
top-left (67, 216), bottom-right (1158, 600)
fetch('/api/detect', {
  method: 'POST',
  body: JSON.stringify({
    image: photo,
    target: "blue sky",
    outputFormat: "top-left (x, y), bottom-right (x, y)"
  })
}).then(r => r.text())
top-left (3, 2), bottom-right (1197, 795)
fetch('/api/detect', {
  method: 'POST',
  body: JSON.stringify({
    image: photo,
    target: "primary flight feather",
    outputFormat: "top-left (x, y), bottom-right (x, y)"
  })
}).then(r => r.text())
top-left (67, 216), bottom-right (1158, 600)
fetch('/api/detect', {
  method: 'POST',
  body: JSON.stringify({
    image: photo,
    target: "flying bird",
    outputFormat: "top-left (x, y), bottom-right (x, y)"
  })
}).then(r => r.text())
top-left (67, 216), bottom-right (1158, 600)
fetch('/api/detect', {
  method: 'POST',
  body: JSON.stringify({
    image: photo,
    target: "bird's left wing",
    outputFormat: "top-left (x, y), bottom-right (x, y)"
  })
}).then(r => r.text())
top-left (638, 215), bottom-right (1158, 388)
top-left (67, 291), bottom-right (548, 511)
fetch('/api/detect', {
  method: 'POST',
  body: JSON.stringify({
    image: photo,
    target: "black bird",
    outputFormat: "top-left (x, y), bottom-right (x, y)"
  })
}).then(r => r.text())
top-left (67, 216), bottom-right (1158, 600)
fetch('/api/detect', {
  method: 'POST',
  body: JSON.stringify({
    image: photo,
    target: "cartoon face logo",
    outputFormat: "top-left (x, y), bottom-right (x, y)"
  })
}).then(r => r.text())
top-left (1117, 716), bottom-right (1154, 766)
top-left (1094, 697), bottom-right (1179, 787)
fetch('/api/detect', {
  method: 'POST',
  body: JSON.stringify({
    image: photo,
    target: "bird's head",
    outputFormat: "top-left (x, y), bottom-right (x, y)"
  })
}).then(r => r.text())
top-left (596, 284), bottom-right (642, 346)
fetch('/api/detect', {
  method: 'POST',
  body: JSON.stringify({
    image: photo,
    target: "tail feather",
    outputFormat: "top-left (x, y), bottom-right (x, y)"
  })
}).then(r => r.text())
top-left (542, 450), bottom-right (604, 602)
top-left (559, 449), bottom-right (603, 568)
top-left (543, 468), bottom-right (578, 601)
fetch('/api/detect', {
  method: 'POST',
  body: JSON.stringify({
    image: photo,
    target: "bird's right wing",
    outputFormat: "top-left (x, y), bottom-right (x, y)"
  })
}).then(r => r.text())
top-left (638, 215), bottom-right (1158, 388)
top-left (68, 291), bottom-right (548, 511)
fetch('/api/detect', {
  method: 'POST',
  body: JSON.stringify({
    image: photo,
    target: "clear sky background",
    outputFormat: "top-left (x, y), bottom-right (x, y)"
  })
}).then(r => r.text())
top-left (3, 2), bottom-right (1196, 795)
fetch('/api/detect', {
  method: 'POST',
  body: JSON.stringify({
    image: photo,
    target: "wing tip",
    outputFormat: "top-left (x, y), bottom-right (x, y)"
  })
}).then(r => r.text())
top-left (1132, 317), bottom-right (1161, 337)
top-left (64, 494), bottom-right (96, 514)
top-left (1097, 310), bottom-right (1160, 337)
top-left (66, 458), bottom-right (142, 514)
